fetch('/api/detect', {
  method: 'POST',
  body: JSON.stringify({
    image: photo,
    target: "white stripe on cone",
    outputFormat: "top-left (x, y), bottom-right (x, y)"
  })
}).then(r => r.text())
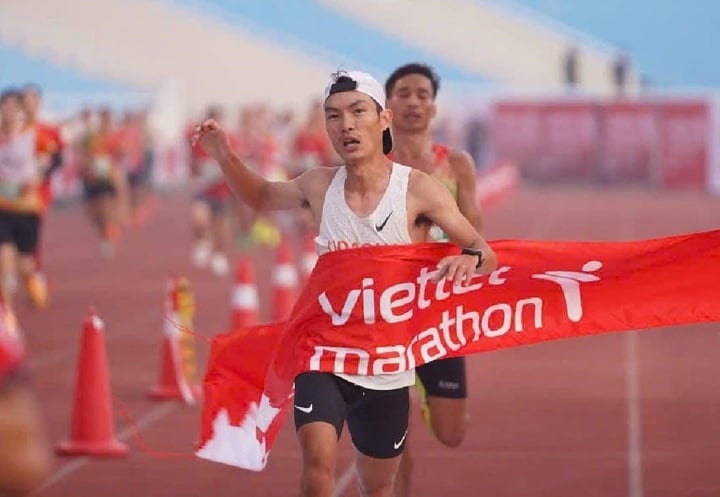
top-left (232, 285), bottom-right (259, 310)
top-left (91, 315), bottom-right (105, 331)
top-left (273, 264), bottom-right (298, 287)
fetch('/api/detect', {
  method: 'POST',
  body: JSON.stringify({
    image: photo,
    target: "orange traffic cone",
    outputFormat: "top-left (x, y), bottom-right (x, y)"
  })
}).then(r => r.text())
top-left (230, 258), bottom-right (259, 328)
top-left (272, 239), bottom-right (299, 322)
top-left (149, 276), bottom-right (201, 404)
top-left (56, 308), bottom-right (128, 456)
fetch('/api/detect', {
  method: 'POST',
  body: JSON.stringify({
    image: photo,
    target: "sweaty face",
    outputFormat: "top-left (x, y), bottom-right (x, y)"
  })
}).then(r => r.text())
top-left (324, 90), bottom-right (389, 163)
top-left (386, 73), bottom-right (436, 133)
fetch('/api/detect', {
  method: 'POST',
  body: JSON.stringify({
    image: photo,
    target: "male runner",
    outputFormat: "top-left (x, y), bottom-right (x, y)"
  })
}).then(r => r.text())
top-left (77, 107), bottom-right (123, 258)
top-left (385, 62), bottom-right (484, 497)
top-left (188, 105), bottom-right (239, 276)
top-left (0, 89), bottom-right (49, 308)
top-left (21, 84), bottom-right (64, 307)
top-left (194, 69), bottom-right (497, 497)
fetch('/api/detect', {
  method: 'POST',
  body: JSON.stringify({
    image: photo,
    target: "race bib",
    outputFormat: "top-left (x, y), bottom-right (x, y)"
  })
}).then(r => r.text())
top-left (92, 155), bottom-right (113, 179)
top-left (0, 182), bottom-right (22, 200)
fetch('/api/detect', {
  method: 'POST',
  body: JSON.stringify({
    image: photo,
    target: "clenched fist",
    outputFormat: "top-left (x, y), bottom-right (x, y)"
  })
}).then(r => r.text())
top-left (191, 119), bottom-right (232, 162)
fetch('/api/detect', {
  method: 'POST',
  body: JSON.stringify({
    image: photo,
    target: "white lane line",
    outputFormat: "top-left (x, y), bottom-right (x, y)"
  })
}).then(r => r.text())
top-left (621, 203), bottom-right (644, 497)
top-left (332, 462), bottom-right (356, 497)
top-left (625, 331), bottom-right (644, 497)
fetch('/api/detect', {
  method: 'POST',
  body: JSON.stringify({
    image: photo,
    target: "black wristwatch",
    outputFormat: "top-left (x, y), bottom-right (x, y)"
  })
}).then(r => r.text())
top-left (461, 247), bottom-right (484, 269)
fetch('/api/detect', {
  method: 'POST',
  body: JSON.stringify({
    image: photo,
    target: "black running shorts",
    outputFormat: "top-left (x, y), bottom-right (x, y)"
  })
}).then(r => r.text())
top-left (0, 210), bottom-right (40, 254)
top-left (294, 372), bottom-right (409, 459)
top-left (416, 356), bottom-right (468, 399)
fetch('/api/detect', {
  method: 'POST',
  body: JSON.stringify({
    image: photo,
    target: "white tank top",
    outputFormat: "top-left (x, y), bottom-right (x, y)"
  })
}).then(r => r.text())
top-left (315, 163), bottom-right (415, 390)
top-left (0, 128), bottom-right (38, 199)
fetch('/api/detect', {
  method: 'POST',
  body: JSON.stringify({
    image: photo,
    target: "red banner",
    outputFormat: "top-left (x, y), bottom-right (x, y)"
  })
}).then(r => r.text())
top-left (599, 102), bottom-right (658, 182)
top-left (196, 231), bottom-right (720, 470)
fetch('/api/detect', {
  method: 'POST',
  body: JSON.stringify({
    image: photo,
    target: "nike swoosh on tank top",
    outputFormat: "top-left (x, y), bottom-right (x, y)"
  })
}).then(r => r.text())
top-left (315, 162), bottom-right (416, 390)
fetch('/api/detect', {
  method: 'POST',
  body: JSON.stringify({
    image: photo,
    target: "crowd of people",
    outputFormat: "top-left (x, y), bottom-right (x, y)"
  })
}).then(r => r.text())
top-left (0, 82), bottom-right (362, 285)
top-left (1, 85), bottom-right (157, 279)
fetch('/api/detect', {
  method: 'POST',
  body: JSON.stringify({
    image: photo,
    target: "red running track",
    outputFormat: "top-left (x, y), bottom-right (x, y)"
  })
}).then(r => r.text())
top-left (21, 184), bottom-right (720, 497)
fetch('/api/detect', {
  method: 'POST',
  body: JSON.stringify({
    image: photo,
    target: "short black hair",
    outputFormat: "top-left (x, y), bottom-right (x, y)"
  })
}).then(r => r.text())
top-left (0, 88), bottom-right (22, 105)
top-left (327, 72), bottom-right (383, 114)
top-left (385, 63), bottom-right (441, 99)
top-left (328, 71), bottom-right (358, 96)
